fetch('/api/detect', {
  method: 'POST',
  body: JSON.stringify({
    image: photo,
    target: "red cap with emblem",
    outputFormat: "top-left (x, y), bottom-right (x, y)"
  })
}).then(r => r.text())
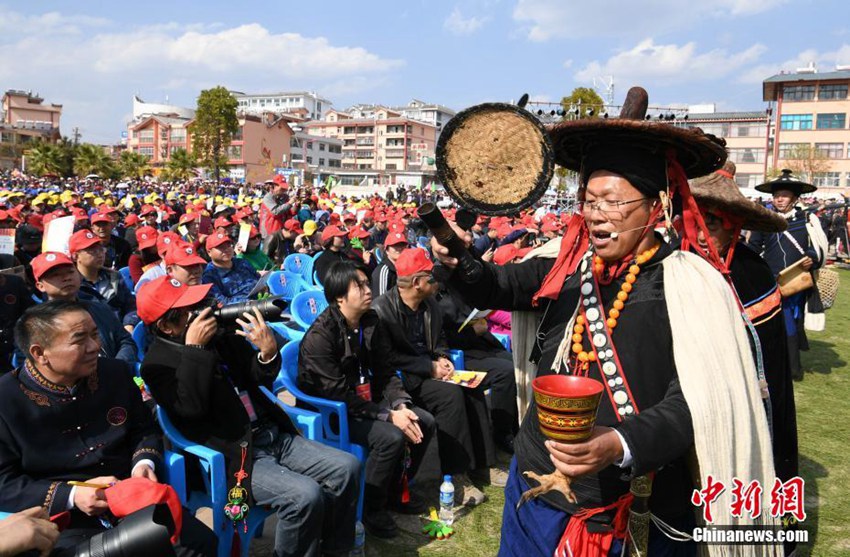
top-left (165, 241), bottom-right (206, 267)
top-left (384, 229), bottom-right (408, 247)
top-left (135, 226), bottom-right (159, 250)
top-left (284, 218), bottom-right (303, 234)
top-left (90, 212), bottom-right (112, 225)
top-left (214, 216), bottom-right (234, 229)
top-left (206, 232), bottom-right (233, 251)
top-left (69, 230), bottom-right (102, 255)
top-left (136, 275), bottom-right (212, 325)
top-left (31, 252), bottom-right (74, 281)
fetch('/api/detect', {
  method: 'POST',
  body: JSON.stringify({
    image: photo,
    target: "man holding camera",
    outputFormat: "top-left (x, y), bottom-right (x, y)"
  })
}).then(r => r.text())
top-left (1, 300), bottom-right (216, 556)
top-left (138, 276), bottom-right (360, 557)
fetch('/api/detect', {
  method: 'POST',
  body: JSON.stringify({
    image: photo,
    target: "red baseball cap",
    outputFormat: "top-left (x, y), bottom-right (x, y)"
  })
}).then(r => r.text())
top-left (206, 232), bottom-right (233, 251)
top-left (136, 226), bottom-right (159, 250)
top-left (90, 212), bottom-right (112, 224)
top-left (249, 225), bottom-right (260, 239)
top-left (541, 220), bottom-right (562, 233)
top-left (321, 225), bottom-right (347, 244)
top-left (136, 275), bottom-right (212, 325)
top-left (341, 212), bottom-right (357, 223)
top-left (284, 218), bottom-right (303, 234)
top-left (69, 230), bottom-right (102, 255)
top-left (384, 230), bottom-right (408, 247)
top-left (157, 231), bottom-right (180, 257)
top-left (124, 214), bottom-right (141, 227)
top-left (348, 225), bottom-right (370, 240)
top-left (395, 248), bottom-right (433, 277)
top-left (329, 213), bottom-right (341, 225)
top-left (493, 244), bottom-right (532, 265)
top-left (32, 251), bottom-right (74, 281)
top-left (374, 212), bottom-right (388, 223)
top-left (178, 213), bottom-right (198, 225)
top-left (165, 241), bottom-right (207, 267)
top-left (139, 205), bottom-right (156, 217)
top-left (362, 210), bottom-right (374, 220)
top-left (214, 216), bottom-right (234, 229)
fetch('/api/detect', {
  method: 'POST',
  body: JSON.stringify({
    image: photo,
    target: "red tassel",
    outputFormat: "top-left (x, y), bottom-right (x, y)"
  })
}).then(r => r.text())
top-left (230, 533), bottom-right (241, 557)
top-left (400, 472), bottom-right (410, 504)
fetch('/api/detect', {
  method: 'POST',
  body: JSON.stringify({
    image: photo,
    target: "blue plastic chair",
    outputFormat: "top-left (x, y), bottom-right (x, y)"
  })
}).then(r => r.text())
top-left (157, 392), bottom-right (320, 557)
top-left (311, 252), bottom-right (324, 286)
top-left (288, 290), bottom-right (329, 330)
top-left (267, 321), bottom-right (306, 343)
top-left (492, 332), bottom-right (512, 352)
top-left (132, 322), bottom-right (150, 361)
top-left (118, 266), bottom-right (134, 290)
top-left (283, 253), bottom-right (314, 283)
top-left (274, 340), bottom-right (367, 521)
top-left (267, 271), bottom-right (308, 303)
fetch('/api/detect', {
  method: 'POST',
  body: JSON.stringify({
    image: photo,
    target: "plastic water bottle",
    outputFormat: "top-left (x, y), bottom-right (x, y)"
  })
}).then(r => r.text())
top-left (350, 520), bottom-right (365, 557)
top-left (439, 474), bottom-right (455, 526)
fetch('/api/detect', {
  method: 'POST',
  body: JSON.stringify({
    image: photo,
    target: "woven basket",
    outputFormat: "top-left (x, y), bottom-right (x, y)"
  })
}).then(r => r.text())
top-left (436, 103), bottom-right (554, 215)
top-left (817, 267), bottom-right (840, 310)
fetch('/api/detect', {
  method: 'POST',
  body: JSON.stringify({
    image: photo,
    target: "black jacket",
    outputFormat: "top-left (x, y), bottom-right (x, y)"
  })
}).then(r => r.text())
top-left (370, 259), bottom-right (397, 298)
top-left (371, 287), bottom-right (449, 392)
top-left (105, 235), bottom-right (133, 270)
top-left (0, 358), bottom-right (162, 517)
top-left (141, 333), bottom-right (296, 501)
top-left (297, 305), bottom-right (410, 420)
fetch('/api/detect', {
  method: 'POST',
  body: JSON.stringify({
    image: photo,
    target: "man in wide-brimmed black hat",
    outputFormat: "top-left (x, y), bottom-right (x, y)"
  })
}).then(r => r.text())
top-left (433, 87), bottom-right (781, 557)
top-left (747, 169), bottom-right (826, 381)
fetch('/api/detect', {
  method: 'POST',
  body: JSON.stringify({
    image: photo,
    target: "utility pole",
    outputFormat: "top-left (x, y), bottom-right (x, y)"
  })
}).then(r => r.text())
top-left (72, 127), bottom-right (81, 145)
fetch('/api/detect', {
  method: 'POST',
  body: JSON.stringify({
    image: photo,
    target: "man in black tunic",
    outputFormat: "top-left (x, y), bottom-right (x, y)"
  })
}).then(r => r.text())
top-left (432, 87), bottom-right (780, 557)
top-left (747, 170), bottom-right (825, 381)
top-left (0, 300), bottom-right (215, 556)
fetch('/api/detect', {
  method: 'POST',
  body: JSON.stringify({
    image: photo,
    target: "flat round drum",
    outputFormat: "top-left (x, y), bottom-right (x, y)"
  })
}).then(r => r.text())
top-left (436, 103), bottom-right (554, 215)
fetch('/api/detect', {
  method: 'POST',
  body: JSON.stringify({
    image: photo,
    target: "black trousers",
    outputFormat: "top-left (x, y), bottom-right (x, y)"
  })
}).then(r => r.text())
top-left (349, 406), bottom-right (440, 511)
top-left (464, 348), bottom-right (519, 441)
top-left (408, 378), bottom-right (495, 475)
top-left (50, 508), bottom-right (217, 557)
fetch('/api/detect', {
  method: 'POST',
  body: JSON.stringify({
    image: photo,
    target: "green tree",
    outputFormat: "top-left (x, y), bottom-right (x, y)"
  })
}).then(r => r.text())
top-left (561, 87), bottom-right (606, 120)
top-left (118, 150), bottom-right (151, 179)
top-left (192, 86), bottom-right (239, 185)
top-left (73, 143), bottom-right (113, 177)
top-left (162, 147), bottom-right (197, 181)
top-left (25, 141), bottom-right (64, 176)
top-left (778, 144), bottom-right (831, 182)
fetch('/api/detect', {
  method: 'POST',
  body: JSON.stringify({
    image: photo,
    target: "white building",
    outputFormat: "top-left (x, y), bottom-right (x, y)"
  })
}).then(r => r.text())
top-left (231, 91), bottom-right (332, 121)
top-left (289, 131), bottom-right (343, 174)
top-left (346, 99), bottom-right (455, 140)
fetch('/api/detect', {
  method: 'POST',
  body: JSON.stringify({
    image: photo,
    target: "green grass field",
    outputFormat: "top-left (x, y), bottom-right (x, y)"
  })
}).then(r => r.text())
top-left (361, 270), bottom-right (850, 556)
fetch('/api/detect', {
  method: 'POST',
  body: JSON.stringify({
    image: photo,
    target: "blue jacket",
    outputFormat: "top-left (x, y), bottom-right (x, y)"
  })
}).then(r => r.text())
top-left (202, 259), bottom-right (260, 304)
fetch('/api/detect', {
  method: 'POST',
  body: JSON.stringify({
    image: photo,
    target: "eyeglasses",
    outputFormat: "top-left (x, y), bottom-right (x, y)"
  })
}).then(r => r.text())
top-left (414, 273), bottom-right (436, 284)
top-left (580, 198), bottom-right (649, 214)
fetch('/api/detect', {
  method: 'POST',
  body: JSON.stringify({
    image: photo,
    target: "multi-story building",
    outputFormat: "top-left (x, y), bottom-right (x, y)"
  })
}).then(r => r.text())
top-left (289, 131), bottom-right (343, 176)
top-left (764, 66), bottom-right (850, 193)
top-left (680, 105), bottom-right (771, 189)
top-left (305, 107), bottom-right (437, 188)
top-left (231, 91), bottom-right (332, 121)
top-left (126, 96), bottom-right (294, 183)
top-left (0, 90), bottom-right (62, 170)
top-left (346, 99), bottom-right (455, 141)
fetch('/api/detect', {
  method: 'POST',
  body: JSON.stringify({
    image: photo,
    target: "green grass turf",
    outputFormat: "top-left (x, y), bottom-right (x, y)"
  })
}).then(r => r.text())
top-left (793, 268), bottom-right (850, 556)
top-left (363, 270), bottom-right (850, 555)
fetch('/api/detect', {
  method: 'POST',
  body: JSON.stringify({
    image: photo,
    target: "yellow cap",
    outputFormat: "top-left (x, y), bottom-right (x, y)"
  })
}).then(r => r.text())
top-left (303, 220), bottom-right (318, 236)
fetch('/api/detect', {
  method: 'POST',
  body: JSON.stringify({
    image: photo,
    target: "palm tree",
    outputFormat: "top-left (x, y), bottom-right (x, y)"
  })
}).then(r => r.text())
top-left (118, 150), bottom-right (151, 179)
top-left (163, 148), bottom-right (198, 181)
top-left (73, 143), bottom-right (111, 177)
top-left (25, 141), bottom-right (63, 176)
